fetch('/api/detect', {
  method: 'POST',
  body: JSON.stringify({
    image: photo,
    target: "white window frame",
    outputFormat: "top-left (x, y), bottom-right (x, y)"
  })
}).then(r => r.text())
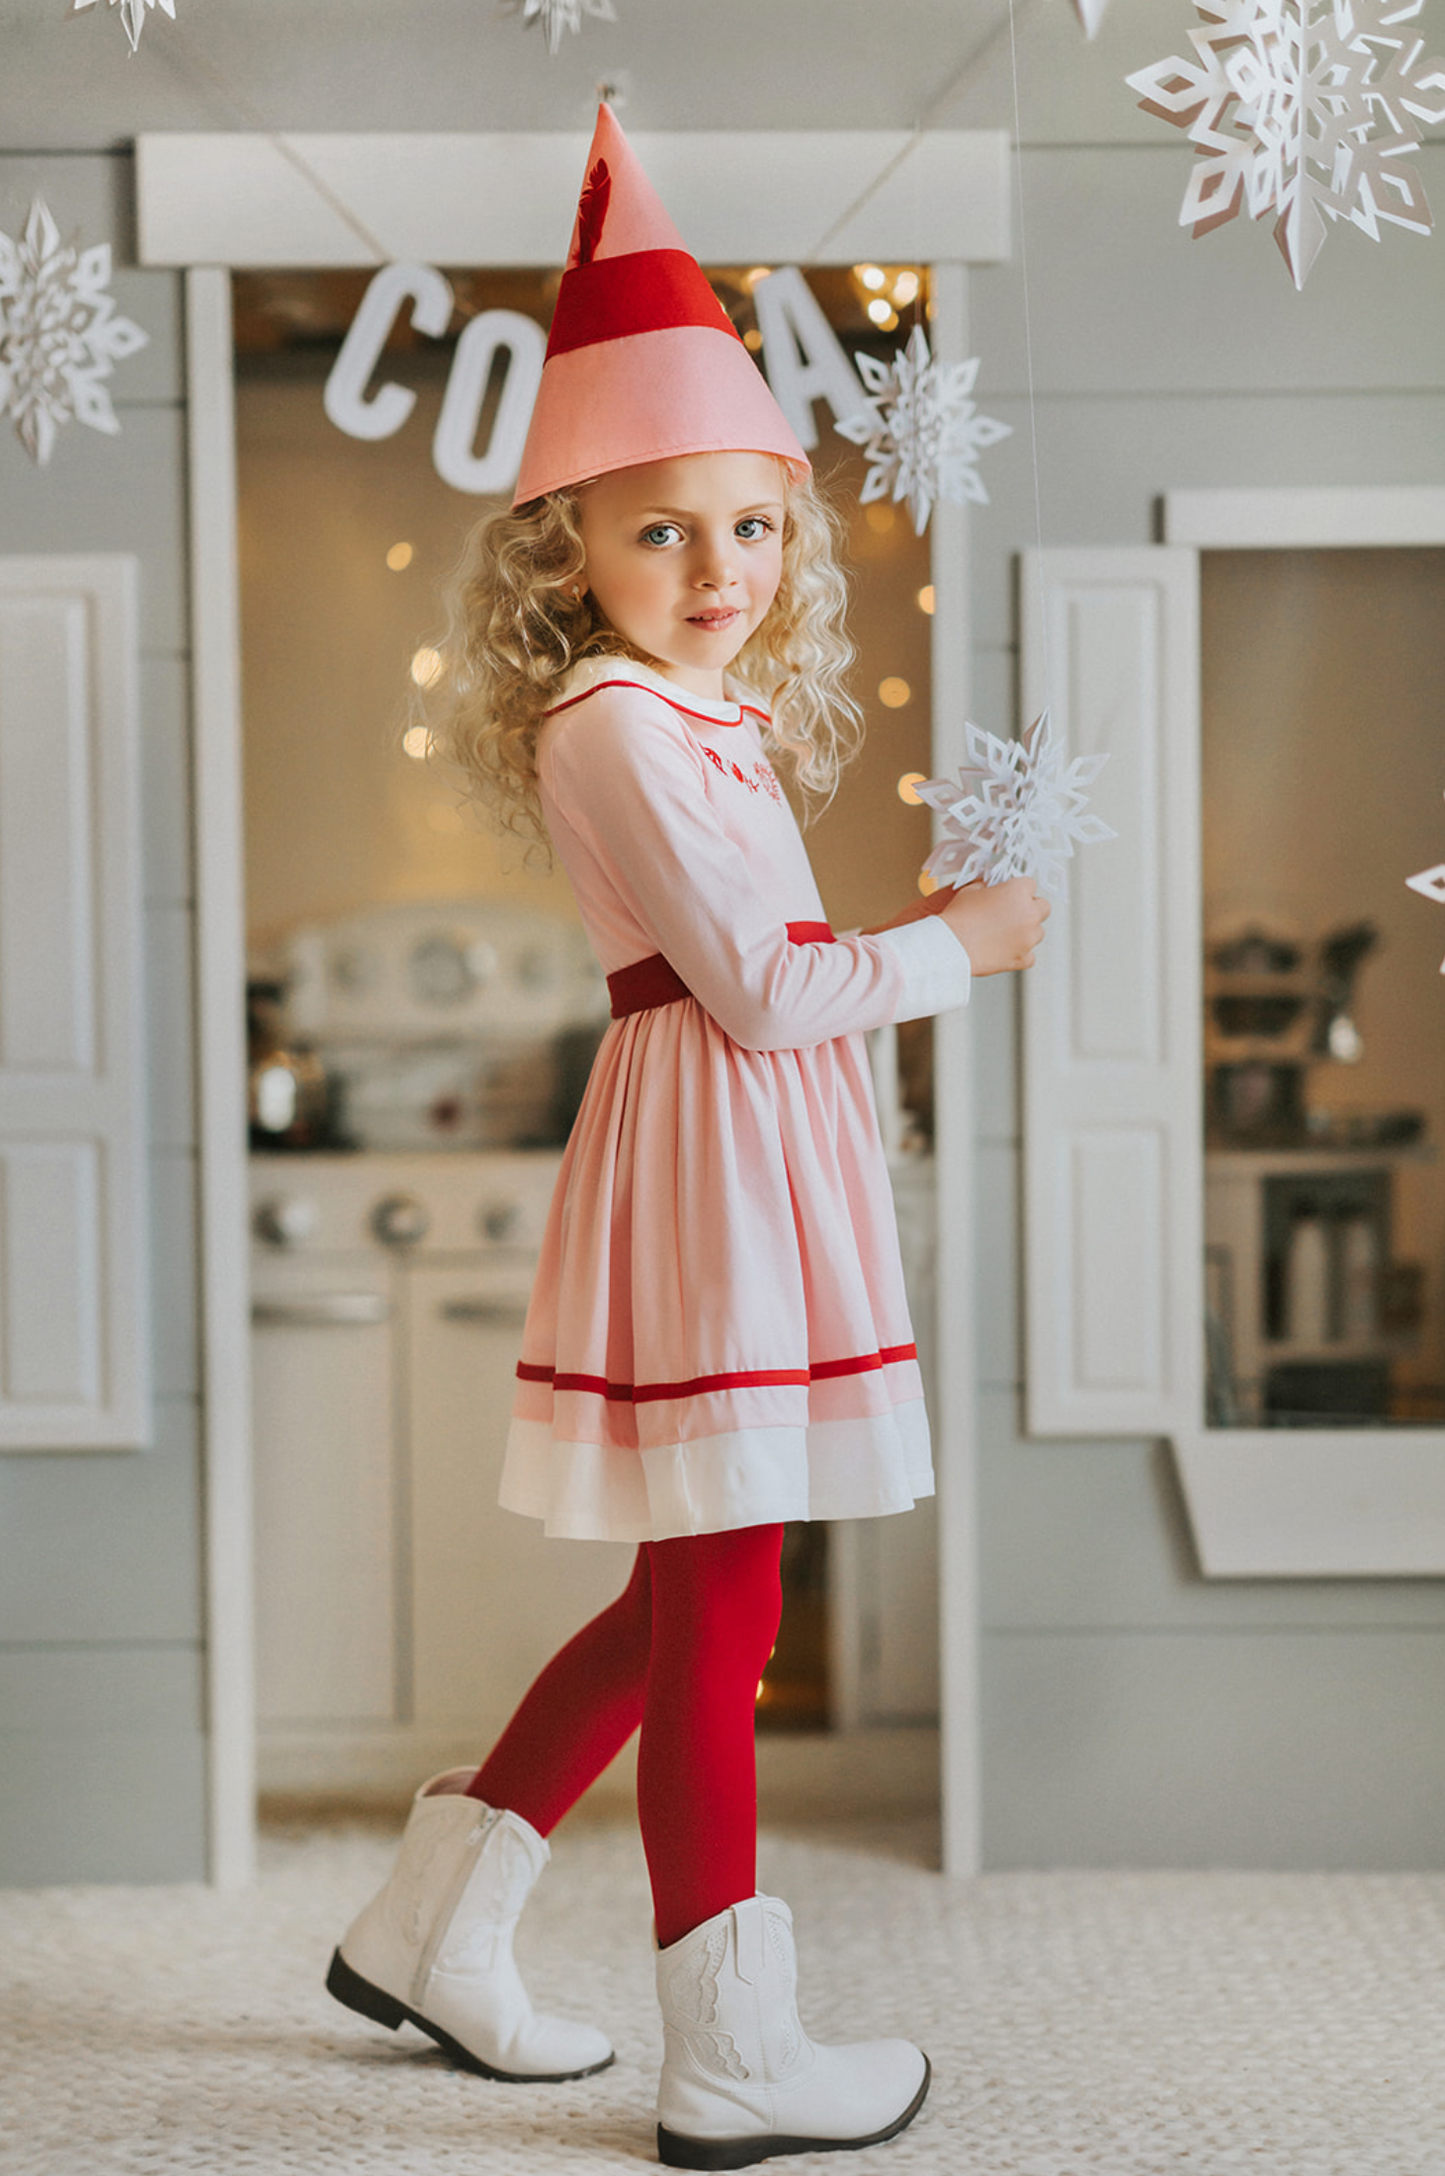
top-left (1020, 489), bottom-right (1445, 1584)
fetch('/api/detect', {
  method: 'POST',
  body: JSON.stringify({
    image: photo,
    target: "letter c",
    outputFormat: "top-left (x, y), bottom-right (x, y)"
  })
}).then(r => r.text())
top-left (323, 262), bottom-right (455, 442)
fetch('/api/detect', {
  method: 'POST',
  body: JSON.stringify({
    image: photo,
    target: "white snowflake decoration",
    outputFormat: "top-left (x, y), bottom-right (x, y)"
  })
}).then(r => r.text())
top-left (914, 712), bottom-right (1116, 900)
top-left (1071, 0), bottom-right (1112, 34)
top-left (71, 0), bottom-right (176, 54)
top-left (506, 0), bottom-right (617, 57)
top-left (0, 198), bottom-right (149, 466)
top-left (834, 325), bottom-right (1011, 536)
top-left (1406, 795), bottom-right (1445, 973)
top-left (1127, 1), bottom-right (1445, 288)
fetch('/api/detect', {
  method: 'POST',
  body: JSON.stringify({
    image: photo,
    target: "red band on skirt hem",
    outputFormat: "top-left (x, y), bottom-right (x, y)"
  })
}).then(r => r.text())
top-left (515, 1342), bottom-right (918, 1406)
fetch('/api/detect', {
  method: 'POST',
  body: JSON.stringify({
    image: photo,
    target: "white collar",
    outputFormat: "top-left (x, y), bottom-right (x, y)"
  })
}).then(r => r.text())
top-left (551, 655), bottom-right (768, 725)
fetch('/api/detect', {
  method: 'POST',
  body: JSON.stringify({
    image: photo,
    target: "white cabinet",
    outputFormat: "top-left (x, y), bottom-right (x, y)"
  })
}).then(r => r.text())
top-left (406, 1259), bottom-right (629, 1751)
top-left (251, 1256), bottom-right (396, 1727)
top-left (250, 1152), bottom-right (629, 1792)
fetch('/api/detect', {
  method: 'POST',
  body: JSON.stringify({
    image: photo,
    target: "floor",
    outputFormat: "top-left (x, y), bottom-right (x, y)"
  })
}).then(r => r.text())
top-left (6, 1807), bottom-right (1445, 2175)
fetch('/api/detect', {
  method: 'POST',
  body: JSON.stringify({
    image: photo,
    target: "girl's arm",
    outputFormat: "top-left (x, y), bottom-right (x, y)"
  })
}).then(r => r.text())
top-left (546, 688), bottom-right (973, 1052)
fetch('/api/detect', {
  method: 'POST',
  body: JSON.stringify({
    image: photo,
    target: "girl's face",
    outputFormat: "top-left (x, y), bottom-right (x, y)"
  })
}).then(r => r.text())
top-left (576, 451), bottom-right (786, 699)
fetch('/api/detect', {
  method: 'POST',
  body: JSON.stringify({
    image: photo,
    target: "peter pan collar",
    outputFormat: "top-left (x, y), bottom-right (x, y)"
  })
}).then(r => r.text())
top-left (549, 655), bottom-right (769, 727)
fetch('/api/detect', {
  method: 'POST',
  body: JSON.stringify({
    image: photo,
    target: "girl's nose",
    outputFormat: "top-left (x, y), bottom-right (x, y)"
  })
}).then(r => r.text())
top-left (694, 535), bottom-right (738, 589)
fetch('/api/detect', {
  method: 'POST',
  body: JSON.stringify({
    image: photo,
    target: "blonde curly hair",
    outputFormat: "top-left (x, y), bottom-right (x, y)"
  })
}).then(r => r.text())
top-left (420, 462), bottom-right (862, 851)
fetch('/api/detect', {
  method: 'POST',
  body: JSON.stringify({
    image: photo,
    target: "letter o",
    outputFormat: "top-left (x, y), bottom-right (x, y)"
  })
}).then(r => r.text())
top-left (431, 309), bottom-right (547, 496)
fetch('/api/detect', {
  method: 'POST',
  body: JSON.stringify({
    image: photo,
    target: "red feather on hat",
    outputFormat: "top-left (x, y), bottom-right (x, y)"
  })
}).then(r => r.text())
top-left (575, 159), bottom-right (611, 267)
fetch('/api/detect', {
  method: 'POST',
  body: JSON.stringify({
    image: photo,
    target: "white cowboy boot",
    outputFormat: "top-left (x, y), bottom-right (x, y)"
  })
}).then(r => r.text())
top-left (326, 1768), bottom-right (613, 2082)
top-left (655, 1892), bottom-right (929, 2169)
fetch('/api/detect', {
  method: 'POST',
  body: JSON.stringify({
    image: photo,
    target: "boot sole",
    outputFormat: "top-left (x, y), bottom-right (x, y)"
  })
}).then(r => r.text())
top-left (656, 2054), bottom-right (931, 2170)
top-left (325, 1947), bottom-right (615, 2084)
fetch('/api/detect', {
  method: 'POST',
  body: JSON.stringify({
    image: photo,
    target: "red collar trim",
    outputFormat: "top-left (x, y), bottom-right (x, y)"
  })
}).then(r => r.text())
top-left (543, 677), bottom-right (769, 730)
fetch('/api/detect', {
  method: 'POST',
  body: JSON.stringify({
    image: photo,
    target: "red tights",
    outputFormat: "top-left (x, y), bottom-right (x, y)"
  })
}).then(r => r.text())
top-left (467, 1524), bottom-right (784, 1950)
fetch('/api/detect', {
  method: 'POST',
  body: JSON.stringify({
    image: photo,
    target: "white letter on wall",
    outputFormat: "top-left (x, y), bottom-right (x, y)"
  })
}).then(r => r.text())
top-left (323, 263), bottom-right (455, 443)
top-left (752, 266), bottom-right (866, 451)
top-left (432, 310), bottom-right (547, 496)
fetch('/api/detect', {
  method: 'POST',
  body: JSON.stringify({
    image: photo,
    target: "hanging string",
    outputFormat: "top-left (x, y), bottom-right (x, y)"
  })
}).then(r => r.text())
top-left (808, 0), bottom-right (1046, 263)
top-left (154, 24), bottom-right (391, 264)
top-left (1005, 0), bottom-right (1053, 705)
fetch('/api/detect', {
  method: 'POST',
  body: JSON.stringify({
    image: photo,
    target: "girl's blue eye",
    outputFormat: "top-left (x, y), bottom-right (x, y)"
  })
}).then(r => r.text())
top-left (736, 517), bottom-right (774, 540)
top-left (642, 524), bottom-right (681, 547)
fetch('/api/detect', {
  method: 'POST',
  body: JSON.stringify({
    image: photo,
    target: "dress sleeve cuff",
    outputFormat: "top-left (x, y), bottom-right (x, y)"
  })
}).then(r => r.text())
top-left (875, 916), bottom-right (972, 1021)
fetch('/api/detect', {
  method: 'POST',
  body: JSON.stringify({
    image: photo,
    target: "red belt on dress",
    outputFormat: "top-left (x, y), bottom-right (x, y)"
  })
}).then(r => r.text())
top-left (607, 922), bottom-right (835, 1019)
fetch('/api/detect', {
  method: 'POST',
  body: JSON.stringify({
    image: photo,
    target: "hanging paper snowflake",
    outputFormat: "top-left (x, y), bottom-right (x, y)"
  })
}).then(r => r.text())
top-left (914, 712), bottom-right (1116, 899)
top-left (505, 0), bottom-right (617, 58)
top-left (834, 325), bottom-right (1011, 536)
top-left (71, 0), bottom-right (176, 54)
top-left (1127, 1), bottom-right (1445, 289)
top-left (0, 198), bottom-right (149, 466)
top-left (1071, 0), bottom-right (1112, 34)
top-left (1406, 797), bottom-right (1445, 973)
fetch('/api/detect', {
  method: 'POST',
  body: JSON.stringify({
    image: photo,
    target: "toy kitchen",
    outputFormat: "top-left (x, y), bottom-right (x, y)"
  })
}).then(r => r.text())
top-left (247, 897), bottom-right (635, 1795)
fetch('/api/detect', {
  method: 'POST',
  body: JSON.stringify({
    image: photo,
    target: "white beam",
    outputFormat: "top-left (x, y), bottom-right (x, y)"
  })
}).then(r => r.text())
top-left (137, 131), bottom-right (1011, 269)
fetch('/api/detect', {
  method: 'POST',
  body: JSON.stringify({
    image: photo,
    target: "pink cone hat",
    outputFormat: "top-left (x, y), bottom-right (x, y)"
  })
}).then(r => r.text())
top-left (512, 104), bottom-right (809, 506)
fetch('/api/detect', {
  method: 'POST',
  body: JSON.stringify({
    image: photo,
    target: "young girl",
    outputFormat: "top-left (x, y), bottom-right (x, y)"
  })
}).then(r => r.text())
top-left (326, 108), bottom-right (1047, 2171)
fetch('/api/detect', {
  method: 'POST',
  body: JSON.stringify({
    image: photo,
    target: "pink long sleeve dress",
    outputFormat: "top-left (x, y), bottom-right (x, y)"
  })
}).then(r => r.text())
top-left (499, 657), bottom-right (972, 1543)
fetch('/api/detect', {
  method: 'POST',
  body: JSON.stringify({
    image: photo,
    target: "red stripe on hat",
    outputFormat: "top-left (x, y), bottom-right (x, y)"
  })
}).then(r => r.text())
top-left (546, 249), bottom-right (742, 360)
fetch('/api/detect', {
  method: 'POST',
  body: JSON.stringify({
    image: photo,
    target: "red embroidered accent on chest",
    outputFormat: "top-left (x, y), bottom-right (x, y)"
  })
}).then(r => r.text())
top-left (703, 744), bottom-right (783, 803)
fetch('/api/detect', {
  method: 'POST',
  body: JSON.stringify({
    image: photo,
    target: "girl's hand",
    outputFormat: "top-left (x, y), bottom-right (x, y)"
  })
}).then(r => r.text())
top-left (939, 876), bottom-right (1050, 975)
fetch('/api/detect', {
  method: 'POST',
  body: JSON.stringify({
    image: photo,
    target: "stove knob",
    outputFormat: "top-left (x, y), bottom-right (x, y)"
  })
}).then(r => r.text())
top-left (371, 1193), bottom-right (430, 1249)
top-left (253, 1194), bottom-right (319, 1249)
top-left (480, 1198), bottom-right (522, 1244)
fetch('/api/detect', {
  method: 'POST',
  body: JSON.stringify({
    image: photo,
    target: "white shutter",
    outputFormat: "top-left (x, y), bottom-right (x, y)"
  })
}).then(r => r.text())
top-left (1020, 548), bottom-right (1202, 1437)
top-left (0, 557), bottom-right (152, 1449)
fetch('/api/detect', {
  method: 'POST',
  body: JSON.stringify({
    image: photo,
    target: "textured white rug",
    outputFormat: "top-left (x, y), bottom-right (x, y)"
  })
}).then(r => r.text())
top-left (5, 1810), bottom-right (1445, 2175)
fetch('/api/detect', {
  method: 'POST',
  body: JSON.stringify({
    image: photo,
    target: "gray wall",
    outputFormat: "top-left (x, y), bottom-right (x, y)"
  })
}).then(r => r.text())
top-left (3, 88), bottom-right (1443, 1883)
top-left (967, 143), bottom-right (1445, 1870)
top-left (0, 152), bottom-right (207, 1882)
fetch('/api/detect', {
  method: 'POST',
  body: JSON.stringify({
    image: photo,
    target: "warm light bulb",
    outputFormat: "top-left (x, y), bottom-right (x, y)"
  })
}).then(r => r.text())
top-left (892, 269), bottom-right (920, 306)
top-left (857, 264), bottom-right (886, 291)
top-left (743, 327), bottom-right (764, 352)
top-left (863, 502), bottom-right (896, 535)
top-left (897, 772), bottom-right (926, 805)
top-left (867, 296), bottom-right (893, 326)
top-left (917, 584), bottom-right (936, 616)
top-left (746, 266), bottom-right (773, 288)
top-left (386, 541), bottom-right (414, 572)
top-left (879, 677), bottom-right (911, 710)
top-left (402, 725), bottom-right (432, 760)
top-left (409, 646), bottom-right (443, 690)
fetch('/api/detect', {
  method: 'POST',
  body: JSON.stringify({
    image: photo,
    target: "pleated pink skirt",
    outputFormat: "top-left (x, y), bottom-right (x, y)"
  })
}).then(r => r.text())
top-left (500, 999), bottom-right (933, 1541)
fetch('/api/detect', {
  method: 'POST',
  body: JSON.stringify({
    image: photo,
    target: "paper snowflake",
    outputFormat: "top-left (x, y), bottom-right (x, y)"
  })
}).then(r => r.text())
top-left (834, 325), bottom-right (1011, 536)
top-left (0, 198), bottom-right (149, 466)
top-left (71, 0), bottom-right (176, 53)
top-left (914, 712), bottom-right (1116, 899)
top-left (1071, 0), bottom-right (1112, 34)
top-left (1127, 0), bottom-right (1445, 288)
top-left (505, 0), bottom-right (617, 57)
top-left (1406, 797), bottom-right (1445, 973)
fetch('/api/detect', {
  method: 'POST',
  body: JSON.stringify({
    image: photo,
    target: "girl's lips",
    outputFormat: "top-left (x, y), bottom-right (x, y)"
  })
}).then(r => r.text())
top-left (687, 608), bottom-right (741, 629)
